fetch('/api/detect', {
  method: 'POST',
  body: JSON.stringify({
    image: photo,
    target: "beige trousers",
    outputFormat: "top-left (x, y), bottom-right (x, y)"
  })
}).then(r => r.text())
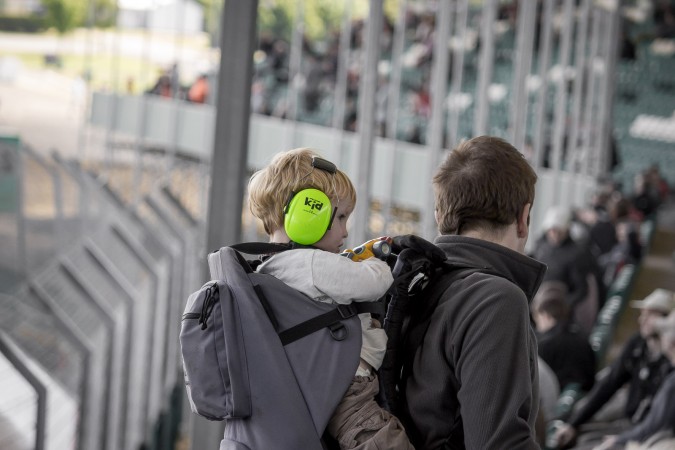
top-left (327, 374), bottom-right (415, 450)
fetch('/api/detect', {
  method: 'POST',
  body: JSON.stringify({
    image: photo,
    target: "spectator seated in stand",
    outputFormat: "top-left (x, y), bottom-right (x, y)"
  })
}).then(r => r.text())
top-left (591, 310), bottom-right (675, 450)
top-left (188, 74), bottom-right (210, 104)
top-left (147, 71), bottom-right (172, 98)
top-left (553, 288), bottom-right (675, 449)
top-left (532, 206), bottom-right (604, 333)
top-left (631, 172), bottom-right (661, 221)
top-left (532, 281), bottom-right (597, 394)
top-left (644, 164), bottom-right (671, 204)
top-left (598, 216), bottom-right (643, 289)
top-left (575, 180), bottom-right (625, 261)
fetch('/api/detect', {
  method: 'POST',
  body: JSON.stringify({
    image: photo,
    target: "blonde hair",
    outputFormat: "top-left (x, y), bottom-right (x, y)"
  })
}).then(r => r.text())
top-left (248, 148), bottom-right (356, 235)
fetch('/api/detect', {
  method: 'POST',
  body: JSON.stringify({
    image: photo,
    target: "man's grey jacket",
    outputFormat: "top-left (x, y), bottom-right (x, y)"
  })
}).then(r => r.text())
top-left (403, 235), bottom-right (546, 450)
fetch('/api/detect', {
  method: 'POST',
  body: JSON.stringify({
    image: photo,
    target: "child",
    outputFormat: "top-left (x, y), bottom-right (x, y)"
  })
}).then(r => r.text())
top-left (247, 147), bottom-right (414, 449)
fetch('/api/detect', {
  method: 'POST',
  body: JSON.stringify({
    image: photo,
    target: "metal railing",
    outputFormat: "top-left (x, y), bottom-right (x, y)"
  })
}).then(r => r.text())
top-left (0, 142), bottom-right (203, 450)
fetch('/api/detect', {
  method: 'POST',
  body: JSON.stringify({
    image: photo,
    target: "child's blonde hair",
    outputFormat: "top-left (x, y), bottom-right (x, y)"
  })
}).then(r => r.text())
top-left (248, 148), bottom-right (357, 235)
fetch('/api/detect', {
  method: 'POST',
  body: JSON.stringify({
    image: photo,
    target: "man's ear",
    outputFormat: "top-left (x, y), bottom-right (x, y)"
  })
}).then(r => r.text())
top-left (517, 203), bottom-right (531, 238)
top-left (434, 209), bottom-right (440, 225)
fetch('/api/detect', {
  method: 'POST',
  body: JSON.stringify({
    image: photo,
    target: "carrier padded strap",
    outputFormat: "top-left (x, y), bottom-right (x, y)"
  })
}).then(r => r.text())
top-left (401, 266), bottom-right (500, 374)
top-left (392, 267), bottom-right (484, 438)
top-left (279, 302), bottom-right (384, 346)
top-left (230, 242), bottom-right (292, 255)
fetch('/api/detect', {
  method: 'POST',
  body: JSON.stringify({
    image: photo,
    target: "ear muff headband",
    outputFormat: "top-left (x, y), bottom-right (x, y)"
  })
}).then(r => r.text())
top-left (284, 188), bottom-right (335, 245)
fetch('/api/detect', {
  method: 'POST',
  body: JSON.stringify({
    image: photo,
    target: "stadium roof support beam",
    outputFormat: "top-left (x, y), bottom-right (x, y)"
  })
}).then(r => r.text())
top-left (332, 0), bottom-right (354, 132)
top-left (287, 1), bottom-right (304, 123)
top-left (422, 0), bottom-right (453, 240)
top-left (580, 8), bottom-right (603, 177)
top-left (473, 0), bottom-right (497, 137)
top-left (596, 7), bottom-right (621, 177)
top-left (206, 0), bottom-right (258, 256)
top-left (202, 30), bottom-right (258, 450)
top-left (379, 0), bottom-right (408, 234)
top-left (566, 0), bottom-right (592, 172)
top-left (550, 0), bottom-right (575, 177)
top-left (351, 0), bottom-right (384, 245)
top-left (330, 0), bottom-right (354, 171)
top-left (447, 0), bottom-right (470, 148)
top-left (532, 0), bottom-right (557, 169)
top-left (509, 0), bottom-right (537, 153)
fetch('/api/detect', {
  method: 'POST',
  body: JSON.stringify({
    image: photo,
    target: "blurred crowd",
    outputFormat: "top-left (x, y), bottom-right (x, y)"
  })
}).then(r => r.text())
top-left (141, 0), bottom-right (674, 150)
top-left (245, 0), bottom-right (674, 146)
top-left (527, 164), bottom-right (674, 449)
top-left (248, 6), bottom-right (475, 142)
top-left (146, 63), bottom-right (211, 105)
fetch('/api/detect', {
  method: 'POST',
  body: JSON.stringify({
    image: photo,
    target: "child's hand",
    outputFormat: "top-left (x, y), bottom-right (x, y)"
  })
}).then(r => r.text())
top-left (341, 236), bottom-right (393, 262)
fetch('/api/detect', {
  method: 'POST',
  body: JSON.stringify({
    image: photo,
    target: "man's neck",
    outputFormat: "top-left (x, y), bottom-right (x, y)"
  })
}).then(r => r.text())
top-left (461, 223), bottom-right (524, 254)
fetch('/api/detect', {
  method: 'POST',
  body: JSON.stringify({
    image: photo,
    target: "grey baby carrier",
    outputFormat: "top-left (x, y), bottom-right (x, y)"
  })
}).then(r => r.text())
top-left (180, 245), bottom-right (380, 450)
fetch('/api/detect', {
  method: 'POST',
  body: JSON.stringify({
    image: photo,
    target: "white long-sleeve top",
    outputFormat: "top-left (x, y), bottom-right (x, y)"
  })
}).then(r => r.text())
top-left (257, 249), bottom-right (393, 305)
top-left (257, 248), bottom-right (393, 371)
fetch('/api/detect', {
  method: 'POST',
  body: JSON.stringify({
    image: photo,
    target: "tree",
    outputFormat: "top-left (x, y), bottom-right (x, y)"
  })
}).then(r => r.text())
top-left (258, 0), bottom-right (295, 43)
top-left (90, 0), bottom-right (118, 28)
top-left (257, 0), bottom-right (349, 43)
top-left (41, 0), bottom-right (87, 34)
top-left (194, 0), bottom-right (221, 46)
top-left (255, 0), bottom-right (399, 44)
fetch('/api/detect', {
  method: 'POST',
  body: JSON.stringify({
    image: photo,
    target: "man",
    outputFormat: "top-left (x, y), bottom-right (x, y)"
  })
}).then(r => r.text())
top-left (592, 310), bottom-right (675, 450)
top-left (532, 205), bottom-right (609, 334)
top-left (531, 206), bottom-right (595, 312)
top-left (401, 136), bottom-right (546, 449)
top-left (554, 288), bottom-right (675, 448)
top-left (532, 281), bottom-right (596, 392)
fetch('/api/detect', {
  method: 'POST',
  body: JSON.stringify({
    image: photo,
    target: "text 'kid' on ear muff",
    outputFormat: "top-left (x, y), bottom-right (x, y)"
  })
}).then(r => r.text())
top-left (284, 188), bottom-right (337, 245)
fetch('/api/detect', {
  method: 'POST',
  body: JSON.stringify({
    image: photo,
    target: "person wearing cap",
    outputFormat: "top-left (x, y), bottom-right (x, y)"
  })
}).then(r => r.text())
top-left (554, 288), bottom-right (675, 448)
top-left (592, 310), bottom-right (675, 449)
top-left (532, 206), bottom-right (602, 316)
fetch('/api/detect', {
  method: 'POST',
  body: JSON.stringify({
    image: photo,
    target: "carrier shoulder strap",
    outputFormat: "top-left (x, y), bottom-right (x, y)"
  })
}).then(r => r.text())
top-left (278, 302), bottom-right (383, 346)
top-left (394, 265), bottom-right (487, 443)
top-left (229, 242), bottom-right (293, 255)
top-left (400, 264), bottom-right (484, 368)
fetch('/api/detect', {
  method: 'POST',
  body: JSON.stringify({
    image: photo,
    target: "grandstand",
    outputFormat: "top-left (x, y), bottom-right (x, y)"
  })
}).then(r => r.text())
top-left (1, 1), bottom-right (674, 449)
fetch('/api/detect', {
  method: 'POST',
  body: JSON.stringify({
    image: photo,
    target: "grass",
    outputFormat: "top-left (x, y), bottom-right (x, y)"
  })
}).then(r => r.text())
top-left (0, 28), bottom-right (214, 94)
top-left (0, 50), bottom-right (165, 93)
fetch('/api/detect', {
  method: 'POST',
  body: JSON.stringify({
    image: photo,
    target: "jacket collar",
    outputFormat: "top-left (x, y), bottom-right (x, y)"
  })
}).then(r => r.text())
top-left (434, 235), bottom-right (547, 302)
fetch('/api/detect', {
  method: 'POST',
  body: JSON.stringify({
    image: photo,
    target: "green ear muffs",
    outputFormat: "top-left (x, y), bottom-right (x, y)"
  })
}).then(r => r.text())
top-left (284, 188), bottom-right (335, 245)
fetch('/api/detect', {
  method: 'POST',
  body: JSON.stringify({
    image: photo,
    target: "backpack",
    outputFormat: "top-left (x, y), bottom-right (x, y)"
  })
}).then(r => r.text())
top-left (377, 235), bottom-right (486, 424)
top-left (179, 244), bottom-right (381, 450)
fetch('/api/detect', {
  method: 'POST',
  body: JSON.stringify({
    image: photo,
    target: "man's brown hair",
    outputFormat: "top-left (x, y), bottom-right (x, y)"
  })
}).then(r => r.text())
top-left (433, 136), bottom-right (537, 235)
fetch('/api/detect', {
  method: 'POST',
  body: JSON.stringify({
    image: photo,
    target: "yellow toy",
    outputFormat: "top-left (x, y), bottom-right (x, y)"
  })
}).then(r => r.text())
top-left (341, 236), bottom-right (393, 262)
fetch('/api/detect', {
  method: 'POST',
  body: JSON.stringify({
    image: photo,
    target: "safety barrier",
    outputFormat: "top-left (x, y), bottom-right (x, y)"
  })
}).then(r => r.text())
top-left (0, 144), bottom-right (204, 450)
